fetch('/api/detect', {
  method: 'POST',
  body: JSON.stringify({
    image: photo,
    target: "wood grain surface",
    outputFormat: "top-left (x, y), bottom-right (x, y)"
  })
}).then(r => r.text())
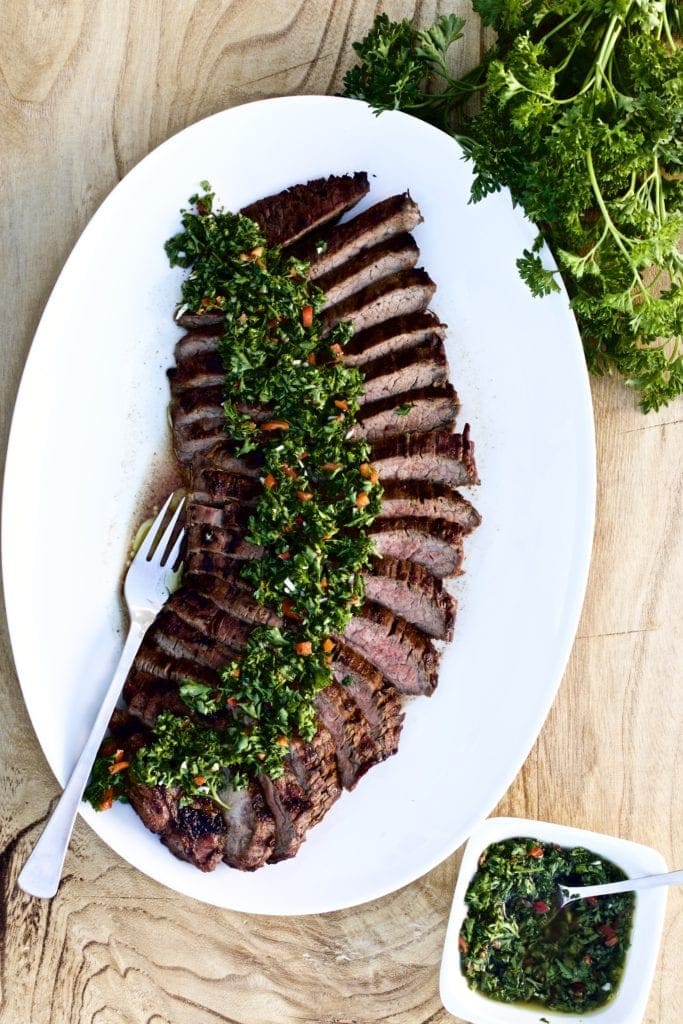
top-left (0, 3), bottom-right (680, 1022)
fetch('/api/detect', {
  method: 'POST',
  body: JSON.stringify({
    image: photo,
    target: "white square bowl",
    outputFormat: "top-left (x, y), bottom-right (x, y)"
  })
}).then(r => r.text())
top-left (440, 817), bottom-right (668, 1024)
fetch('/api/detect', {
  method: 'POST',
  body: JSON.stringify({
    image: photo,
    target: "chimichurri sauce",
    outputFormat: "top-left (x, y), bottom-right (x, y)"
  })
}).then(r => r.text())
top-left (459, 838), bottom-right (634, 1013)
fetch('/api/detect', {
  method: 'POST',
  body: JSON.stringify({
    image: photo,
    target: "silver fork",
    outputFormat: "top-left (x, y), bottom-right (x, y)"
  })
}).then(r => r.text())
top-left (17, 492), bottom-right (185, 899)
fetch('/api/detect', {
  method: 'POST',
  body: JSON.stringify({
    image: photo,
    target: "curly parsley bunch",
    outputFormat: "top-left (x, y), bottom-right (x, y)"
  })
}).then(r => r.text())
top-left (344, 3), bottom-right (683, 411)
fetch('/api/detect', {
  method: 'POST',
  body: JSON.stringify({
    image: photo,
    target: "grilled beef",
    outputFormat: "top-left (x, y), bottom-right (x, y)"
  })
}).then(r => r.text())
top-left (371, 427), bottom-right (479, 488)
top-left (342, 311), bottom-right (446, 367)
top-left (321, 268), bottom-right (436, 336)
top-left (358, 337), bottom-right (448, 406)
top-left (288, 727), bottom-right (342, 827)
top-left (241, 171), bottom-right (370, 248)
top-left (313, 682), bottom-right (380, 789)
top-left (363, 556), bottom-right (456, 641)
top-left (221, 782), bottom-right (277, 871)
top-left (318, 233), bottom-right (420, 310)
top-left (343, 602), bottom-right (440, 696)
top-left (331, 644), bottom-right (404, 760)
top-left (174, 329), bottom-right (221, 364)
top-left (291, 192), bottom-right (423, 279)
top-left (349, 384), bottom-right (459, 442)
top-left (128, 781), bottom-right (228, 872)
top-left (378, 480), bottom-right (481, 532)
top-left (369, 517), bottom-right (465, 578)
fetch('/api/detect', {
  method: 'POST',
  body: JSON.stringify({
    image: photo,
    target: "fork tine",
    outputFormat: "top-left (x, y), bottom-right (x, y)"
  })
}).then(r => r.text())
top-left (149, 495), bottom-right (186, 565)
top-left (164, 528), bottom-right (186, 570)
top-left (135, 492), bottom-right (175, 562)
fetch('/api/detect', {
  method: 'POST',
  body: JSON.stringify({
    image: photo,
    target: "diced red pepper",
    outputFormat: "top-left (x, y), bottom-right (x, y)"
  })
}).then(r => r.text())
top-left (302, 305), bottom-right (314, 328)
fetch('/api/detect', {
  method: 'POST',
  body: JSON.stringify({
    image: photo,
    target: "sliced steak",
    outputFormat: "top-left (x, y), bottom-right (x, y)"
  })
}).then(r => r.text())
top-left (313, 682), bottom-right (380, 790)
top-left (168, 349), bottom-right (224, 392)
top-left (321, 268), bottom-right (436, 336)
top-left (342, 310), bottom-right (446, 367)
top-left (241, 171), bottom-right (370, 247)
top-left (363, 556), bottom-right (456, 641)
top-left (342, 601), bottom-right (439, 696)
top-left (369, 517), bottom-right (465, 578)
top-left (259, 768), bottom-right (313, 863)
top-left (331, 643), bottom-right (404, 760)
top-left (292, 192), bottom-right (423, 279)
top-left (172, 417), bottom-right (228, 467)
top-left (370, 427), bottom-right (479, 488)
top-left (318, 234), bottom-right (420, 310)
top-left (349, 384), bottom-right (459, 442)
top-left (183, 569), bottom-right (282, 630)
top-left (377, 480), bottom-right (482, 532)
top-left (165, 589), bottom-right (254, 652)
top-left (190, 467), bottom-right (260, 508)
top-left (174, 329), bottom-right (222, 364)
top-left (185, 532), bottom-right (263, 579)
top-left (221, 781), bottom-right (276, 871)
top-left (127, 782), bottom-right (227, 872)
top-left (288, 726), bottom-right (342, 828)
top-left (147, 608), bottom-right (243, 669)
top-left (186, 500), bottom-right (247, 534)
top-left (358, 337), bottom-right (448, 406)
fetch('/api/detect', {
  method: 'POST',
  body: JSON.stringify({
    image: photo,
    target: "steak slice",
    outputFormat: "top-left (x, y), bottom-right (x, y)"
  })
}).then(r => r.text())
top-left (342, 310), bottom-right (446, 367)
top-left (190, 467), bottom-right (260, 508)
top-left (363, 556), bottom-right (457, 641)
top-left (166, 589), bottom-right (254, 652)
top-left (185, 532), bottom-right (263, 579)
top-left (313, 682), bottom-right (381, 790)
top-left (174, 329), bottom-right (222, 364)
top-left (292, 192), bottom-right (423, 279)
top-left (221, 781), bottom-right (276, 871)
top-left (349, 384), bottom-right (459, 442)
top-left (358, 337), bottom-right (448, 406)
top-left (370, 427), bottom-right (479, 488)
top-left (288, 726), bottom-right (341, 828)
top-left (168, 349), bottom-right (224, 392)
top-left (343, 601), bottom-right (439, 696)
top-left (377, 480), bottom-right (482, 532)
top-left (186, 500), bottom-right (247, 534)
top-left (127, 781), bottom-right (227, 872)
top-left (184, 569), bottom-right (282, 630)
top-left (259, 768), bottom-right (313, 863)
top-left (318, 234), bottom-right (420, 310)
top-left (331, 643), bottom-right (404, 760)
top-left (369, 517), bottom-right (465, 578)
top-left (147, 608), bottom-right (244, 668)
top-left (321, 268), bottom-right (436, 336)
top-left (241, 171), bottom-right (370, 247)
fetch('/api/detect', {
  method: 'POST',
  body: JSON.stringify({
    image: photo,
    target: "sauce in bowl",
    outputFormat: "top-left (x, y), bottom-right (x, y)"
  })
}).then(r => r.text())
top-left (459, 837), bottom-right (635, 1013)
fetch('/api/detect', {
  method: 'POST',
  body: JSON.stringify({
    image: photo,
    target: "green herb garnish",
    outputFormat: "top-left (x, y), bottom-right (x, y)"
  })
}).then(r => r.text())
top-left (343, 5), bottom-right (683, 411)
top-left (459, 838), bottom-right (634, 1012)
top-left (87, 185), bottom-right (384, 810)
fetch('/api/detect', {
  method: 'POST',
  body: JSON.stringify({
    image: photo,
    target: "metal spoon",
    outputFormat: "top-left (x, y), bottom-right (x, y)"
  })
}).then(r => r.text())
top-left (556, 868), bottom-right (683, 910)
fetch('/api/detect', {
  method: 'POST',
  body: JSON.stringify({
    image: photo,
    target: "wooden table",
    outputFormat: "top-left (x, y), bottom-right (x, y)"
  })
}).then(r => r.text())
top-left (1, 4), bottom-right (680, 1022)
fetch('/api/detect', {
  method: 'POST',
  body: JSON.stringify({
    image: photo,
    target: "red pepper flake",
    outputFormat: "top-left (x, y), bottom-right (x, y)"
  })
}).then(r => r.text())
top-left (533, 900), bottom-right (550, 914)
top-left (278, 551), bottom-right (291, 561)
top-left (334, 399), bottom-right (349, 411)
top-left (296, 490), bottom-right (313, 502)
top-left (194, 775), bottom-right (206, 786)
top-left (99, 787), bottom-right (115, 811)
top-left (283, 598), bottom-right (303, 622)
top-left (263, 473), bottom-right (277, 489)
top-left (329, 342), bottom-right (343, 359)
top-left (307, 352), bottom-right (317, 366)
top-left (226, 697), bottom-right (239, 708)
top-left (528, 845), bottom-right (544, 859)
top-left (587, 896), bottom-right (598, 907)
top-left (280, 464), bottom-right (298, 479)
top-left (108, 760), bottom-right (130, 774)
top-left (302, 305), bottom-right (314, 328)
top-left (261, 420), bottom-right (289, 431)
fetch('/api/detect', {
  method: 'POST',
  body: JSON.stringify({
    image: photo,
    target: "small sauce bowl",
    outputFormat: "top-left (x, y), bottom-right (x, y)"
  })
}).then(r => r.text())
top-left (440, 817), bottom-right (668, 1024)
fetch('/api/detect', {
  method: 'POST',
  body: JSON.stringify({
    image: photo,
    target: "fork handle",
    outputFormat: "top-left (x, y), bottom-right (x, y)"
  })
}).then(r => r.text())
top-left (561, 868), bottom-right (683, 902)
top-left (17, 619), bottom-right (147, 898)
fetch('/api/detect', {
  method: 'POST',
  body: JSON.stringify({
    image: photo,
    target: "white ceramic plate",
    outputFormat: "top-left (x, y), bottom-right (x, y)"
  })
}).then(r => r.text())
top-left (2, 96), bottom-right (595, 913)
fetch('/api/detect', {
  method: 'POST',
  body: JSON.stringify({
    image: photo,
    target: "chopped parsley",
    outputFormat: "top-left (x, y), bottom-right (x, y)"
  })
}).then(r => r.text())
top-left (87, 184), bottom-right (383, 809)
top-left (459, 838), bottom-right (634, 1012)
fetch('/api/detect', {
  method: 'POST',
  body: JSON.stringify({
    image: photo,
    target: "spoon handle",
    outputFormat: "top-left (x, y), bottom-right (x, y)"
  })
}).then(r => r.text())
top-left (562, 868), bottom-right (683, 902)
